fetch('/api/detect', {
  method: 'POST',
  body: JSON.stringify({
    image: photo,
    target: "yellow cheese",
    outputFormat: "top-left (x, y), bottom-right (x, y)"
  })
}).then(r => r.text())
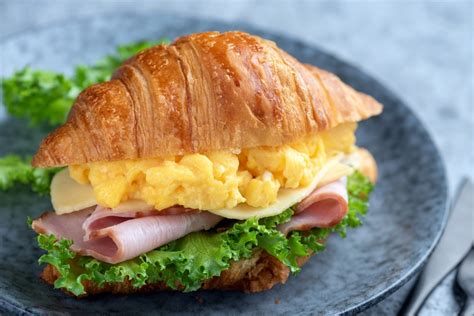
top-left (50, 169), bottom-right (98, 215)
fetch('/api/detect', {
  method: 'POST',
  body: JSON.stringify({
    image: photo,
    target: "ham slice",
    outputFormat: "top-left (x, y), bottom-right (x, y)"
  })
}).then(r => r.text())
top-left (32, 206), bottom-right (222, 264)
top-left (81, 206), bottom-right (194, 240)
top-left (278, 178), bottom-right (348, 235)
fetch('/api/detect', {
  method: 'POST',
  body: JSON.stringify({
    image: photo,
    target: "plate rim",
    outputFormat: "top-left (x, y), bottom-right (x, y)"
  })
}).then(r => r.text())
top-left (0, 11), bottom-right (449, 315)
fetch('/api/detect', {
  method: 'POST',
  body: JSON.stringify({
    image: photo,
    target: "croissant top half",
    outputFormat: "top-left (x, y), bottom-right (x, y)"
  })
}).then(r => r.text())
top-left (32, 31), bottom-right (382, 167)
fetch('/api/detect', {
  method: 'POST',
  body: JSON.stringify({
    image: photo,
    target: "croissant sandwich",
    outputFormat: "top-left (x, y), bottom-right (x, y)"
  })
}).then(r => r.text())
top-left (30, 31), bottom-right (382, 296)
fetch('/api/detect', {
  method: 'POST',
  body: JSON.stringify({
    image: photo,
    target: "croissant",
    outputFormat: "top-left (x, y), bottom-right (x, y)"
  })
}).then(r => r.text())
top-left (32, 31), bottom-right (381, 167)
top-left (30, 31), bottom-right (383, 297)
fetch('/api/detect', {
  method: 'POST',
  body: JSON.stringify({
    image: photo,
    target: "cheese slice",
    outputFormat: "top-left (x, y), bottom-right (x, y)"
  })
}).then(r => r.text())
top-left (50, 169), bottom-right (98, 215)
top-left (51, 152), bottom-right (361, 217)
top-left (318, 162), bottom-right (354, 188)
top-left (208, 156), bottom-right (346, 220)
top-left (51, 170), bottom-right (155, 214)
top-left (208, 151), bottom-right (366, 220)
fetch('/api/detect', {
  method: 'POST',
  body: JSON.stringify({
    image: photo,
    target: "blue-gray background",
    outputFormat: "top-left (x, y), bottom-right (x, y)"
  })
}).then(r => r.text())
top-left (0, 0), bottom-right (472, 315)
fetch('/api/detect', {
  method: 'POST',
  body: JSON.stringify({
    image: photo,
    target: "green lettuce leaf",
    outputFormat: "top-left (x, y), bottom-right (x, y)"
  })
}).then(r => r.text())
top-left (34, 171), bottom-right (373, 295)
top-left (0, 155), bottom-right (60, 194)
top-left (333, 170), bottom-right (374, 237)
top-left (2, 69), bottom-right (78, 126)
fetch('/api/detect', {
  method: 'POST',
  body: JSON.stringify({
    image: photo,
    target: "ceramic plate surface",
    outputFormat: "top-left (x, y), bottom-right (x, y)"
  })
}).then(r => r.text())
top-left (0, 13), bottom-right (448, 315)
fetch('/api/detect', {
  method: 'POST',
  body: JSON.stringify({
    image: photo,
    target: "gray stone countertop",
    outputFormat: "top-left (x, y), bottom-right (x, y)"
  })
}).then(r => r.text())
top-left (0, 0), bottom-right (472, 315)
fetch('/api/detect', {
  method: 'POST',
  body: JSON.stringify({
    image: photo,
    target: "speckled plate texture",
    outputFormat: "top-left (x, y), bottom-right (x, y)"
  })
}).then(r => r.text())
top-left (0, 13), bottom-right (448, 315)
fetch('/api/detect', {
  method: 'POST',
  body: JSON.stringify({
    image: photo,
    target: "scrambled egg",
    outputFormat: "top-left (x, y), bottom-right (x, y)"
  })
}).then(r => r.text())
top-left (69, 123), bottom-right (357, 210)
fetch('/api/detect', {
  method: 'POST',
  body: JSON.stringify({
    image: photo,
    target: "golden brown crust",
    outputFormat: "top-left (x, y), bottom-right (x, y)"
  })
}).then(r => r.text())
top-left (41, 251), bottom-right (311, 296)
top-left (32, 31), bottom-right (382, 167)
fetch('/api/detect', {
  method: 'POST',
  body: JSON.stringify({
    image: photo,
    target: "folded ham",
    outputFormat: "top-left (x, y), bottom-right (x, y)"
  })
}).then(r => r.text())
top-left (81, 206), bottom-right (195, 240)
top-left (32, 206), bottom-right (222, 264)
top-left (278, 178), bottom-right (348, 235)
top-left (32, 177), bottom-right (348, 264)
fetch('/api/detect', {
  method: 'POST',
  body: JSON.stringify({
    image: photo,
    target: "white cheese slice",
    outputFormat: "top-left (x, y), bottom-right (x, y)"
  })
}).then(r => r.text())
top-left (51, 151), bottom-right (361, 217)
top-left (207, 156), bottom-right (345, 220)
top-left (51, 169), bottom-right (155, 214)
top-left (50, 169), bottom-right (98, 215)
top-left (318, 161), bottom-right (354, 188)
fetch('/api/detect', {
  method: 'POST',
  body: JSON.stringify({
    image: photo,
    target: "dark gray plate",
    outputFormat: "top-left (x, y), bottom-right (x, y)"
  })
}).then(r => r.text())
top-left (0, 13), bottom-right (448, 315)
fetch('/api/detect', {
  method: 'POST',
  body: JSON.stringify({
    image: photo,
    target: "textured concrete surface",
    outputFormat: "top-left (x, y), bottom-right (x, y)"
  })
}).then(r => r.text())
top-left (0, 0), bottom-right (472, 315)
